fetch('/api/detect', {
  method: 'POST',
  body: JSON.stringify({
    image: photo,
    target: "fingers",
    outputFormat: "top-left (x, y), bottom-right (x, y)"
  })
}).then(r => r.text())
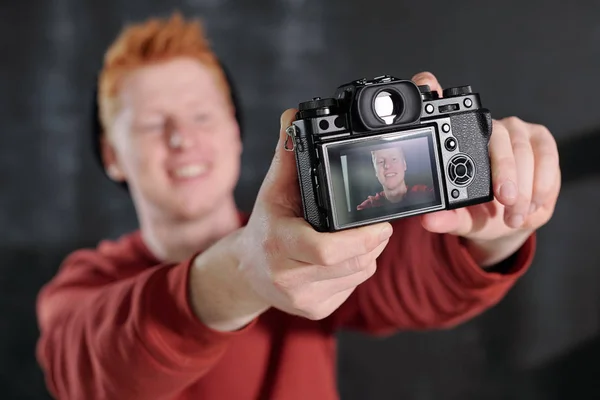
top-left (412, 71), bottom-right (443, 96)
top-left (274, 238), bottom-right (387, 293)
top-left (529, 125), bottom-right (560, 214)
top-left (273, 219), bottom-right (393, 266)
top-left (261, 108), bottom-right (299, 190)
top-left (299, 221), bottom-right (392, 266)
top-left (287, 287), bottom-right (357, 321)
top-left (291, 262), bottom-right (377, 320)
top-left (420, 210), bottom-right (462, 234)
top-left (259, 108), bottom-right (301, 213)
top-left (314, 261), bottom-right (378, 296)
top-left (319, 238), bottom-right (388, 281)
top-left (501, 117), bottom-right (535, 228)
top-left (425, 117), bottom-right (560, 238)
top-left (315, 287), bottom-right (356, 317)
top-left (489, 120), bottom-right (519, 206)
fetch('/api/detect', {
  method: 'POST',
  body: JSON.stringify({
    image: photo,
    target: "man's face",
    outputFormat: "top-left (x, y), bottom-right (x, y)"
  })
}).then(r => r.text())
top-left (106, 57), bottom-right (242, 220)
top-left (373, 147), bottom-right (406, 191)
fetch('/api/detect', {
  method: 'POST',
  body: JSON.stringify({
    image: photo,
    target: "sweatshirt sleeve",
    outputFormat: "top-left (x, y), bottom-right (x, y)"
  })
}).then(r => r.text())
top-left (326, 217), bottom-right (535, 335)
top-left (36, 248), bottom-right (256, 400)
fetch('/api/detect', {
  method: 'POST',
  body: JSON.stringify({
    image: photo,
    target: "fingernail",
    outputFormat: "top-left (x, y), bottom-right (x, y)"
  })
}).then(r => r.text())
top-left (509, 214), bottom-right (524, 228)
top-left (379, 225), bottom-right (393, 241)
top-left (500, 181), bottom-right (518, 201)
top-left (529, 203), bottom-right (537, 215)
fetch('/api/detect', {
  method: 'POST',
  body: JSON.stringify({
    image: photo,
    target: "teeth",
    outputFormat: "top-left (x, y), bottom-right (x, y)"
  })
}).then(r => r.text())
top-left (385, 173), bottom-right (396, 177)
top-left (174, 164), bottom-right (207, 178)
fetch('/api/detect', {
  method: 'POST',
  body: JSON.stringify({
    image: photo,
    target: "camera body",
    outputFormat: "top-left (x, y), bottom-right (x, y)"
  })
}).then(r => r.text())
top-left (286, 75), bottom-right (494, 232)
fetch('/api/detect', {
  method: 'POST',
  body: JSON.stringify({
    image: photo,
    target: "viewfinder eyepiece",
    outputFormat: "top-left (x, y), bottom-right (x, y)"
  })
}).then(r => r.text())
top-left (374, 90), bottom-right (404, 125)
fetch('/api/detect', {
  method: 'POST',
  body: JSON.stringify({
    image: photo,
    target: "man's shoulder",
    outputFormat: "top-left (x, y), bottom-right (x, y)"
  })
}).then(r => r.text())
top-left (63, 230), bottom-right (156, 271)
top-left (409, 184), bottom-right (433, 193)
top-left (100, 230), bottom-right (157, 262)
top-left (63, 209), bottom-right (249, 270)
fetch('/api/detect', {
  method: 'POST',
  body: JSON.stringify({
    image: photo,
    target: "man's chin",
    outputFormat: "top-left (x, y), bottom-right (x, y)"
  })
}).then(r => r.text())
top-left (384, 181), bottom-right (401, 190)
top-left (169, 198), bottom-right (218, 220)
top-left (142, 173), bottom-right (239, 221)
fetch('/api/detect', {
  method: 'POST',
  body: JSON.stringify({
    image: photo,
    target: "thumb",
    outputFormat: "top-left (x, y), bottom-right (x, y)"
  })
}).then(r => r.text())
top-left (258, 108), bottom-right (302, 212)
top-left (420, 210), bottom-right (468, 236)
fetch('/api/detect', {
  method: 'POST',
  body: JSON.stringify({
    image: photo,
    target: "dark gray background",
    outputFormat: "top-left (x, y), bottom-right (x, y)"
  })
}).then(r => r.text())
top-left (2, 1), bottom-right (600, 399)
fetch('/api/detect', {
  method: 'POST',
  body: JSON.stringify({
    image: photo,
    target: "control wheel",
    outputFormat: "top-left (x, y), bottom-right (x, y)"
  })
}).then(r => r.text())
top-left (419, 84), bottom-right (439, 100)
top-left (443, 85), bottom-right (473, 98)
top-left (298, 97), bottom-right (339, 118)
top-left (299, 97), bottom-right (338, 111)
top-left (447, 154), bottom-right (475, 187)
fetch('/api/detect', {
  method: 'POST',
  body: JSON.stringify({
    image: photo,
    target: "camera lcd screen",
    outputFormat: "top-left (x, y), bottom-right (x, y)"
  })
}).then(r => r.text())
top-left (323, 127), bottom-right (444, 229)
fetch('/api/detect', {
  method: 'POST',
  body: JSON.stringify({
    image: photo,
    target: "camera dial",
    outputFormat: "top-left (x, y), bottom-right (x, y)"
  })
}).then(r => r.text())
top-left (298, 97), bottom-right (338, 119)
top-left (443, 85), bottom-right (473, 98)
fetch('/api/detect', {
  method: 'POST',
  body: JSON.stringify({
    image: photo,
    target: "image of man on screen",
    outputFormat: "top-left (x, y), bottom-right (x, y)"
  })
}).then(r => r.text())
top-left (357, 144), bottom-right (433, 210)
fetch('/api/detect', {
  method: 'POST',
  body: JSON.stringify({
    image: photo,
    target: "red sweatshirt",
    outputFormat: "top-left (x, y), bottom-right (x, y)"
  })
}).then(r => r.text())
top-left (36, 216), bottom-right (535, 400)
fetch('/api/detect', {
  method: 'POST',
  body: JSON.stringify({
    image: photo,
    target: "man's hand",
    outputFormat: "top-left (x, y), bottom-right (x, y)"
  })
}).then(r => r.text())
top-left (235, 110), bottom-right (393, 321)
top-left (413, 72), bottom-right (561, 267)
top-left (190, 110), bottom-right (392, 331)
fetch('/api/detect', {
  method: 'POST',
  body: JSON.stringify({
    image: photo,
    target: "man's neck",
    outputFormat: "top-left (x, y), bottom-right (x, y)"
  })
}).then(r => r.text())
top-left (384, 182), bottom-right (408, 203)
top-left (139, 196), bottom-right (242, 263)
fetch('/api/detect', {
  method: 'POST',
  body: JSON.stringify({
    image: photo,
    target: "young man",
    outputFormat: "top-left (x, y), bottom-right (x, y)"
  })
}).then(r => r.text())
top-left (36, 13), bottom-right (561, 400)
top-left (357, 145), bottom-right (433, 210)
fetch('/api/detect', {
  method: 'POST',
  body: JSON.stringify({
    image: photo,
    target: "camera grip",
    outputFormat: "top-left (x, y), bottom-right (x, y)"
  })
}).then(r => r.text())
top-left (293, 129), bottom-right (329, 231)
top-left (447, 109), bottom-right (494, 208)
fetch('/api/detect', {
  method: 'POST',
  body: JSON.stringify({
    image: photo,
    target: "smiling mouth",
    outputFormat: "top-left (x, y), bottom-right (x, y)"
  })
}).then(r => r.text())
top-left (172, 164), bottom-right (208, 179)
top-left (384, 172), bottom-right (397, 178)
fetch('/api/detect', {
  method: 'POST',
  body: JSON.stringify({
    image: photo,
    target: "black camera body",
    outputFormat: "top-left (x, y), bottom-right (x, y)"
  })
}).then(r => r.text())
top-left (286, 75), bottom-right (494, 232)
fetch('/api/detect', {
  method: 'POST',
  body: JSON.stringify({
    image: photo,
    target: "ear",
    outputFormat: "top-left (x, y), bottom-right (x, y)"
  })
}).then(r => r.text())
top-left (234, 120), bottom-right (243, 155)
top-left (403, 159), bottom-right (407, 171)
top-left (100, 134), bottom-right (126, 182)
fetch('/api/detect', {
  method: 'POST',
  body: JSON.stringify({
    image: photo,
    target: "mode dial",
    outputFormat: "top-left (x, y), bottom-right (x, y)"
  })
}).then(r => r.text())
top-left (443, 85), bottom-right (472, 98)
top-left (298, 97), bottom-right (338, 111)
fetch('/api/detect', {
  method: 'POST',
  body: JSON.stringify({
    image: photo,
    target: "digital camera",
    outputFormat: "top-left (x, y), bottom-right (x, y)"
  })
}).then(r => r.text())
top-left (285, 75), bottom-right (494, 232)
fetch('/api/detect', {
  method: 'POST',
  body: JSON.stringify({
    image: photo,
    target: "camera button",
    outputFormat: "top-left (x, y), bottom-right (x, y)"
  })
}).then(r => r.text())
top-left (443, 85), bottom-right (473, 98)
top-left (425, 104), bottom-right (434, 114)
top-left (442, 123), bottom-right (451, 133)
top-left (451, 189), bottom-right (460, 199)
top-left (444, 137), bottom-right (457, 151)
top-left (464, 98), bottom-right (473, 108)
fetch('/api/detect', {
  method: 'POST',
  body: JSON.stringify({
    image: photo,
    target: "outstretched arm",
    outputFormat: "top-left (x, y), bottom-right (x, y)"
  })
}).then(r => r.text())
top-left (36, 236), bottom-right (262, 400)
top-left (325, 217), bottom-right (534, 334)
top-left (326, 71), bottom-right (559, 334)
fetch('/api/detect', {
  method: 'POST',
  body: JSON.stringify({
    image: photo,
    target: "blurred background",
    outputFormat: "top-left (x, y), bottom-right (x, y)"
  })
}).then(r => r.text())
top-left (2, 0), bottom-right (600, 399)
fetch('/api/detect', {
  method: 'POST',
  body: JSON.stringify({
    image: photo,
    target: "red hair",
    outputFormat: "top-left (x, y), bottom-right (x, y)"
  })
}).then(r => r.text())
top-left (98, 12), bottom-right (231, 133)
